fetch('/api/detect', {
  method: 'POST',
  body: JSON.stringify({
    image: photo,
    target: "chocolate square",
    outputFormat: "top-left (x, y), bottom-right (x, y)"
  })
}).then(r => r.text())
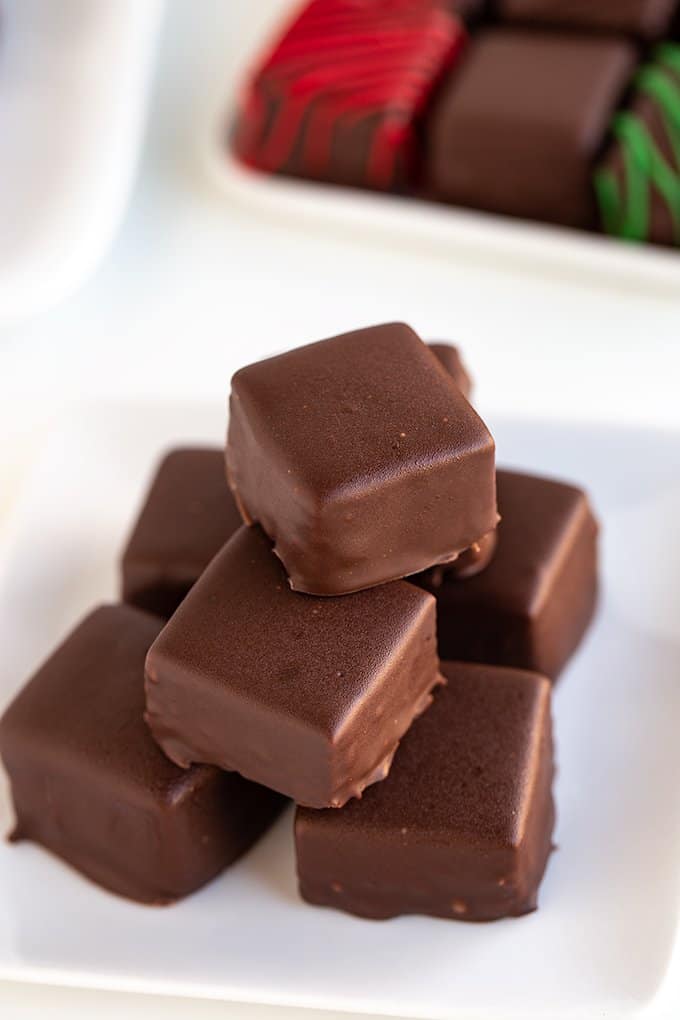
top-left (426, 30), bottom-right (635, 228)
top-left (497, 0), bottom-right (679, 41)
top-left (296, 661), bottom-right (554, 921)
top-left (226, 323), bottom-right (497, 595)
top-left (596, 44), bottom-right (680, 247)
top-left (416, 469), bottom-right (599, 680)
top-left (0, 604), bottom-right (283, 904)
top-left (428, 341), bottom-right (473, 398)
top-left (121, 448), bottom-right (243, 618)
top-left (232, 0), bottom-right (468, 191)
top-left (145, 525), bottom-right (442, 809)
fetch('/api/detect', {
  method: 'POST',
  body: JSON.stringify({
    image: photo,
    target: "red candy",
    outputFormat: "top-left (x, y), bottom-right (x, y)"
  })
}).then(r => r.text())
top-left (233, 0), bottom-right (467, 190)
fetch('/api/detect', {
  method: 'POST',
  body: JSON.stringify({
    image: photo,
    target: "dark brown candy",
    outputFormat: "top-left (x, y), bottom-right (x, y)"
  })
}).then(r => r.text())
top-left (416, 469), bottom-right (599, 680)
top-left (444, 0), bottom-right (488, 16)
top-left (296, 661), bottom-right (554, 922)
top-left (145, 525), bottom-right (442, 809)
top-left (595, 45), bottom-right (680, 247)
top-left (121, 448), bottom-right (242, 618)
top-left (226, 323), bottom-right (497, 595)
top-left (426, 30), bottom-right (635, 229)
top-left (439, 528), bottom-right (497, 579)
top-left (426, 343), bottom-right (493, 578)
top-left (231, 0), bottom-right (468, 192)
top-left (497, 0), bottom-right (679, 41)
top-left (0, 604), bottom-right (284, 904)
top-left (427, 341), bottom-right (473, 399)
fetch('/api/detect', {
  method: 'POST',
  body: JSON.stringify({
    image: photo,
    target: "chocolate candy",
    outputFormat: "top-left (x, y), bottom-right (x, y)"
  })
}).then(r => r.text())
top-left (232, 0), bottom-right (468, 192)
top-left (428, 341), bottom-right (473, 399)
top-left (426, 30), bottom-right (635, 229)
top-left (428, 341), bottom-right (493, 578)
top-left (145, 525), bottom-right (442, 809)
top-left (416, 469), bottom-right (598, 680)
top-left (296, 661), bottom-right (554, 922)
top-left (122, 447), bottom-right (242, 618)
top-left (0, 605), bottom-right (284, 904)
top-left (443, 528), bottom-right (497, 579)
top-left (497, 0), bottom-right (679, 41)
top-left (226, 323), bottom-right (497, 595)
top-left (596, 44), bottom-right (680, 247)
top-left (444, 0), bottom-right (487, 16)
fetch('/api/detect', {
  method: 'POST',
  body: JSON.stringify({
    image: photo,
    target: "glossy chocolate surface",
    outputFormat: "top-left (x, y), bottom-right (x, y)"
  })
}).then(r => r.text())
top-left (428, 341), bottom-right (473, 399)
top-left (497, 0), bottom-right (679, 40)
top-left (416, 469), bottom-right (599, 680)
top-left (427, 30), bottom-right (635, 228)
top-left (145, 525), bottom-right (442, 808)
top-left (427, 343), bottom-right (493, 577)
top-left (226, 323), bottom-right (497, 595)
top-left (442, 528), bottom-right (497, 579)
top-left (296, 661), bottom-right (554, 921)
top-left (0, 605), bottom-right (283, 904)
top-left (121, 448), bottom-right (242, 618)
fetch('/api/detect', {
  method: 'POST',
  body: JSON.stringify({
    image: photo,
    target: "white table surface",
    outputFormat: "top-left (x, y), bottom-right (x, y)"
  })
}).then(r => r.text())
top-left (1, 2), bottom-right (679, 1018)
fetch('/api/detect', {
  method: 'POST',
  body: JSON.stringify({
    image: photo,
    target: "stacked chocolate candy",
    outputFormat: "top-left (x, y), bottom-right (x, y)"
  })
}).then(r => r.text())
top-left (232, 0), bottom-right (680, 247)
top-left (0, 324), bottom-right (598, 921)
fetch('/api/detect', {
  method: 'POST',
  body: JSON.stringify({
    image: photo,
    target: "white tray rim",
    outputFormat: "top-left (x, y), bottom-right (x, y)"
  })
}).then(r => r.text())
top-left (205, 117), bottom-right (680, 301)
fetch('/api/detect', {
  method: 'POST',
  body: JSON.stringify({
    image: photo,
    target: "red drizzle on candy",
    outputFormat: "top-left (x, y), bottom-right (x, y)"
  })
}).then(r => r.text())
top-left (233, 0), bottom-right (467, 191)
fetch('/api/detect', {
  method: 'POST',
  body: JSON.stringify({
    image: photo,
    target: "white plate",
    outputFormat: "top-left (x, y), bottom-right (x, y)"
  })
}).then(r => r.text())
top-left (207, 0), bottom-right (680, 299)
top-left (0, 0), bottom-right (164, 325)
top-left (1, 402), bottom-right (680, 1020)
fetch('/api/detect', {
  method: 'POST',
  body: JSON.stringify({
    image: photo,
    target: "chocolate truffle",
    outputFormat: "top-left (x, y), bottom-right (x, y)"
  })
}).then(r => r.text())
top-left (497, 0), bottom-right (679, 41)
top-left (296, 661), bottom-right (554, 922)
top-left (232, 0), bottom-right (468, 192)
top-left (428, 341), bottom-right (473, 399)
top-left (226, 323), bottom-right (497, 595)
top-left (121, 448), bottom-right (243, 618)
top-left (145, 525), bottom-right (442, 809)
top-left (0, 605), bottom-right (284, 904)
top-left (427, 30), bottom-right (636, 229)
top-left (416, 469), bottom-right (598, 680)
top-left (595, 44), bottom-right (680, 247)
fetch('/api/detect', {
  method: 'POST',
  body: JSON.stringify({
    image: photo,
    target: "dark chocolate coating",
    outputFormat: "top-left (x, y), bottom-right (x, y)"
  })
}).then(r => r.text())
top-left (145, 525), bottom-right (442, 809)
top-left (596, 53), bottom-right (680, 247)
top-left (0, 605), bottom-right (284, 904)
top-left (426, 30), bottom-right (636, 229)
top-left (415, 469), bottom-right (599, 680)
top-left (440, 528), bottom-right (497, 579)
top-left (296, 661), bottom-right (554, 922)
top-left (427, 343), bottom-right (495, 578)
top-left (443, 0), bottom-right (489, 21)
top-left (226, 323), bottom-right (497, 595)
top-left (231, 0), bottom-right (467, 193)
top-left (121, 448), bottom-right (243, 618)
top-left (427, 341), bottom-right (473, 399)
top-left (497, 0), bottom-right (679, 41)
top-left (446, 0), bottom-right (487, 13)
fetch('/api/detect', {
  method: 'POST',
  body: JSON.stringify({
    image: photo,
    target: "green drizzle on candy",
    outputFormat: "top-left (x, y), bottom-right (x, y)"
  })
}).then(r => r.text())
top-left (595, 44), bottom-right (680, 244)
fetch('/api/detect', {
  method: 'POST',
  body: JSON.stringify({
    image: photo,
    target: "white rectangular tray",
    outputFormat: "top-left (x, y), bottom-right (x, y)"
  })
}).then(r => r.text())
top-left (207, 1), bottom-right (680, 299)
top-left (1, 402), bottom-right (680, 1019)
